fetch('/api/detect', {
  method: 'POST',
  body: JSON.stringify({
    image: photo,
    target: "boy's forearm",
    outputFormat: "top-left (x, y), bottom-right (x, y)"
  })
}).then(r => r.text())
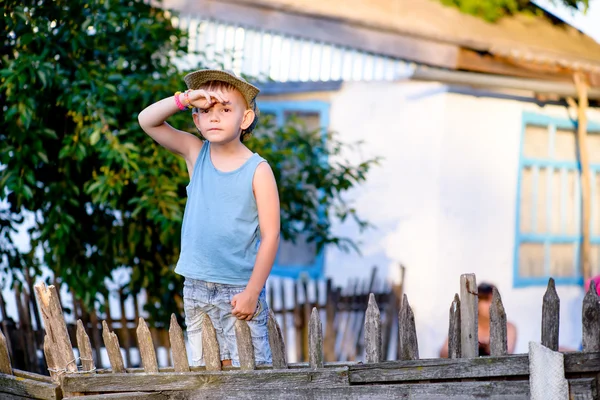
top-left (246, 234), bottom-right (280, 295)
top-left (138, 96), bottom-right (181, 128)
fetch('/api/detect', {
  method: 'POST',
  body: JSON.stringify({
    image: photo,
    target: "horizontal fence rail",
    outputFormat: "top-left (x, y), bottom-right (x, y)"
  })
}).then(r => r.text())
top-left (0, 273), bottom-right (599, 399)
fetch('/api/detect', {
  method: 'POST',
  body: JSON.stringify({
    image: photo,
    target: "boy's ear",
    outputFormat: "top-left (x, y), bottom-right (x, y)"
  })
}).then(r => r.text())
top-left (241, 109), bottom-right (255, 130)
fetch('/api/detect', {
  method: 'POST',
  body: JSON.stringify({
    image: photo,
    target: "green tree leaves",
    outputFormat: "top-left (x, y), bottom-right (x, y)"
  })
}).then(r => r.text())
top-left (439, 0), bottom-right (590, 22)
top-left (1, 0), bottom-right (378, 325)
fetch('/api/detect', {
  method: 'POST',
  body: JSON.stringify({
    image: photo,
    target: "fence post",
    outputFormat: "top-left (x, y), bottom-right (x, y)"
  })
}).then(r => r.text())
top-left (448, 293), bottom-right (461, 359)
top-left (235, 320), bottom-right (256, 370)
top-left (34, 283), bottom-right (77, 373)
top-left (489, 287), bottom-right (507, 356)
top-left (169, 314), bottom-right (190, 372)
top-left (0, 328), bottom-right (12, 375)
top-left (364, 293), bottom-right (381, 363)
top-left (267, 309), bottom-right (287, 369)
top-left (202, 314), bottom-right (222, 371)
top-left (102, 320), bottom-right (125, 373)
top-left (398, 294), bottom-right (419, 360)
top-left (76, 320), bottom-right (95, 373)
top-left (137, 318), bottom-right (158, 373)
top-left (582, 280), bottom-right (600, 352)
top-left (460, 274), bottom-right (478, 358)
top-left (309, 307), bottom-right (324, 368)
top-left (541, 278), bottom-right (560, 351)
top-left (43, 335), bottom-right (58, 381)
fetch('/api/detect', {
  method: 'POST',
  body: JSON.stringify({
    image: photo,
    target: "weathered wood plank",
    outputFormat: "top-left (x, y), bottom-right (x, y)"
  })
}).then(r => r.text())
top-left (541, 278), bottom-right (560, 351)
top-left (0, 372), bottom-right (61, 400)
top-left (166, 378), bottom-right (596, 400)
top-left (61, 367), bottom-right (350, 393)
top-left (349, 352), bottom-right (600, 383)
top-left (448, 293), bottom-right (461, 359)
top-left (202, 314), bottom-right (221, 371)
top-left (582, 279), bottom-right (600, 352)
top-left (169, 313), bottom-right (190, 373)
top-left (44, 335), bottom-right (58, 381)
top-left (235, 319), bottom-right (255, 370)
top-left (267, 309), bottom-right (287, 369)
top-left (136, 317), bottom-right (158, 373)
top-left (309, 307), bottom-right (324, 368)
top-left (364, 293), bottom-right (381, 363)
top-left (489, 287), bottom-right (507, 356)
top-left (13, 369), bottom-right (53, 382)
top-left (398, 294), bottom-right (418, 360)
top-left (460, 273), bottom-right (478, 358)
top-left (34, 283), bottom-right (77, 372)
top-left (76, 319), bottom-right (95, 373)
top-left (102, 320), bottom-right (126, 373)
top-left (63, 392), bottom-right (171, 400)
top-left (63, 392), bottom-right (168, 400)
top-left (0, 327), bottom-right (12, 375)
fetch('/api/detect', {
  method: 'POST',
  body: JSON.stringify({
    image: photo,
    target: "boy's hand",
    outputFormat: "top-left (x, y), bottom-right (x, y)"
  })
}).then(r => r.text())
top-left (187, 89), bottom-right (229, 110)
top-left (231, 290), bottom-right (259, 321)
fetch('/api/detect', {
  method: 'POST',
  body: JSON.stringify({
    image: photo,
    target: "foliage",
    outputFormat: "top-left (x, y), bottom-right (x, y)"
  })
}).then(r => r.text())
top-left (0, 0), bottom-right (378, 325)
top-left (439, 0), bottom-right (590, 22)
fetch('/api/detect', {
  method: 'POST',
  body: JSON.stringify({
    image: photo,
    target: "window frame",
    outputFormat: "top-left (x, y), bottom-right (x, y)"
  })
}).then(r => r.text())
top-left (513, 112), bottom-right (600, 287)
top-left (257, 100), bottom-right (330, 280)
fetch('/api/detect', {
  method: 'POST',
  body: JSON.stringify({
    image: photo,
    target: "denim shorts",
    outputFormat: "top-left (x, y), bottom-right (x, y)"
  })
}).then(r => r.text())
top-left (183, 278), bottom-right (272, 367)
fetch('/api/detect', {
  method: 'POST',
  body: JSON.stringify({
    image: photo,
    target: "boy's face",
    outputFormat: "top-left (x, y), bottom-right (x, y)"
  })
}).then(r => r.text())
top-left (192, 87), bottom-right (255, 144)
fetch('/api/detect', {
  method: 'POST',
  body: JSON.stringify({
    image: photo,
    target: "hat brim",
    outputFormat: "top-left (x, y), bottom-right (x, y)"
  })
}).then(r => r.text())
top-left (183, 69), bottom-right (259, 109)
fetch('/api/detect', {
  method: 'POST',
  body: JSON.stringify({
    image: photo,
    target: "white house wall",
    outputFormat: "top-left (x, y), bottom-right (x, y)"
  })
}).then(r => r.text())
top-left (322, 80), bottom-right (600, 358)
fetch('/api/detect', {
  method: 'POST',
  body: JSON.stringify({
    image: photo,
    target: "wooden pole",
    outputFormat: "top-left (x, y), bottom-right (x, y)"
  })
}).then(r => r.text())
top-left (570, 73), bottom-right (592, 281)
top-left (460, 274), bottom-right (478, 358)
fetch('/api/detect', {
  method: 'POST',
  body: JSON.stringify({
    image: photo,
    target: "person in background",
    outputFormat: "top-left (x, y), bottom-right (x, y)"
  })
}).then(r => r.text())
top-left (439, 282), bottom-right (517, 357)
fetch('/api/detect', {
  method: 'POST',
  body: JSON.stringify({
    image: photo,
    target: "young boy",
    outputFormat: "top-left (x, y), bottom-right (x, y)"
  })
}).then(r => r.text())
top-left (138, 69), bottom-right (280, 367)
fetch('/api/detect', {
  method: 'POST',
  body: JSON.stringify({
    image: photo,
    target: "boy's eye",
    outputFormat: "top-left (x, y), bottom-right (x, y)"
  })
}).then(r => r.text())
top-left (201, 109), bottom-right (209, 113)
top-left (223, 108), bottom-right (231, 112)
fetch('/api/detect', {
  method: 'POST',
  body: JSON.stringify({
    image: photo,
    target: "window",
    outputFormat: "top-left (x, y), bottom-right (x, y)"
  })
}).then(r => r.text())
top-left (257, 100), bottom-right (330, 279)
top-left (514, 112), bottom-right (600, 287)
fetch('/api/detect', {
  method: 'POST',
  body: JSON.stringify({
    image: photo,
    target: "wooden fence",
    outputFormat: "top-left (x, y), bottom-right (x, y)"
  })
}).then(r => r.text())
top-left (0, 273), bottom-right (599, 399)
top-left (0, 266), bottom-right (403, 373)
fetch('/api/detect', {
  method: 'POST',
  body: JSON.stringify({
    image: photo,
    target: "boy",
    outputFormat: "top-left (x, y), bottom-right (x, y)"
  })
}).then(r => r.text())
top-left (138, 69), bottom-right (280, 367)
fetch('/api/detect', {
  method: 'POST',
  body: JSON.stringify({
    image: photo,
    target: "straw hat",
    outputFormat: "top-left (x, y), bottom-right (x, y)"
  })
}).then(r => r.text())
top-left (184, 69), bottom-right (260, 133)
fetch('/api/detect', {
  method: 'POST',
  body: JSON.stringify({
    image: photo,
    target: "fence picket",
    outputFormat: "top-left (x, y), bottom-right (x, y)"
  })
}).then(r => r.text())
top-left (489, 287), bottom-right (507, 356)
top-left (0, 328), bottom-right (12, 375)
top-left (169, 314), bottom-right (190, 372)
top-left (459, 274), bottom-right (478, 358)
top-left (235, 319), bottom-right (256, 370)
top-left (398, 294), bottom-right (419, 360)
top-left (582, 280), bottom-right (600, 352)
top-left (202, 314), bottom-right (222, 371)
top-left (43, 335), bottom-right (58, 381)
top-left (76, 320), bottom-right (95, 373)
top-left (136, 318), bottom-right (158, 373)
top-left (448, 293), bottom-right (461, 359)
top-left (364, 293), bottom-right (381, 363)
top-left (102, 320), bottom-right (125, 373)
top-left (267, 309), bottom-right (287, 369)
top-left (541, 278), bottom-right (560, 351)
top-left (34, 283), bottom-right (77, 373)
top-left (309, 307), bottom-right (324, 368)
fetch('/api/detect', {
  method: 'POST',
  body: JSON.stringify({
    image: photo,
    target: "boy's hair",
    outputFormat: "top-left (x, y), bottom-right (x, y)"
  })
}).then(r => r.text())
top-left (193, 80), bottom-right (258, 142)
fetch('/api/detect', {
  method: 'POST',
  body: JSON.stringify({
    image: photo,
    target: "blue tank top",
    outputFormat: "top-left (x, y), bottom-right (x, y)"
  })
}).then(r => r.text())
top-left (174, 142), bottom-right (266, 285)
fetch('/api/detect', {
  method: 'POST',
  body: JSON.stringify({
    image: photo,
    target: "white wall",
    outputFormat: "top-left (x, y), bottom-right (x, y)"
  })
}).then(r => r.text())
top-left (325, 81), bottom-right (599, 358)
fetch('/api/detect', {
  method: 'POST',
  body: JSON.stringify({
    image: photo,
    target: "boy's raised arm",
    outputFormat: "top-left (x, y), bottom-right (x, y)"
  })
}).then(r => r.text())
top-left (137, 94), bottom-right (202, 163)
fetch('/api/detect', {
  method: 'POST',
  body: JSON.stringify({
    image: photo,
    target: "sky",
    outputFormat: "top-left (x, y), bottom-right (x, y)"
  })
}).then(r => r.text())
top-left (534, 0), bottom-right (600, 42)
